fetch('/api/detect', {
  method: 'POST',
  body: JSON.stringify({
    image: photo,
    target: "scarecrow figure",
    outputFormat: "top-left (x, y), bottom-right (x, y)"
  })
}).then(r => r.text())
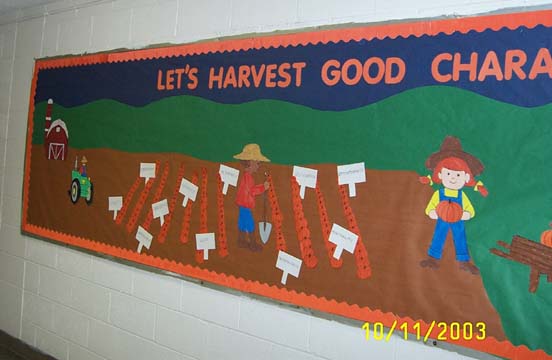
top-left (79, 156), bottom-right (88, 177)
top-left (419, 136), bottom-right (488, 275)
top-left (233, 144), bottom-right (270, 252)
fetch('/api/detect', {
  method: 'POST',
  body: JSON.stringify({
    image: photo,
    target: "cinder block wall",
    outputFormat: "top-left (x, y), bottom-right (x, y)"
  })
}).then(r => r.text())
top-left (0, 1), bottom-right (547, 359)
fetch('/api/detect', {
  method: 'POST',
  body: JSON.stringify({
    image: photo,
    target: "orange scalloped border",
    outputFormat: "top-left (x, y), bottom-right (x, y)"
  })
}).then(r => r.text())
top-left (33, 9), bottom-right (552, 70)
top-left (22, 9), bottom-right (552, 360)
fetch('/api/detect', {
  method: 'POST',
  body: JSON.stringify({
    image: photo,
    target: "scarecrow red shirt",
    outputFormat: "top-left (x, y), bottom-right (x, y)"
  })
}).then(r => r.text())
top-left (235, 172), bottom-right (265, 209)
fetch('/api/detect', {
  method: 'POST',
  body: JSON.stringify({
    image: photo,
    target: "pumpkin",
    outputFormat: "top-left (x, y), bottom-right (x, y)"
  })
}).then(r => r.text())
top-left (541, 223), bottom-right (552, 247)
top-left (436, 200), bottom-right (463, 223)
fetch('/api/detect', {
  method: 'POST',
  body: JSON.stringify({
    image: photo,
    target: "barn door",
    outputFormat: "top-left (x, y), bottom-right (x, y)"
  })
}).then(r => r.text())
top-left (48, 143), bottom-right (65, 160)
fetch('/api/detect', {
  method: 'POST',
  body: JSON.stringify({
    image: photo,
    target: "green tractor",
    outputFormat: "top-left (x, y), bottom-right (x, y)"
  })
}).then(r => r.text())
top-left (68, 156), bottom-right (93, 205)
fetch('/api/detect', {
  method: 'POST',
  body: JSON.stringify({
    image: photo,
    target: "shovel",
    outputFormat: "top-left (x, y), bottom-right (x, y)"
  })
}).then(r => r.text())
top-left (259, 173), bottom-right (272, 244)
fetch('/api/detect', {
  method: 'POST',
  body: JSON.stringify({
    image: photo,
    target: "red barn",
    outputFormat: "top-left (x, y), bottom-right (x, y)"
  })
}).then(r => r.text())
top-left (44, 99), bottom-right (69, 160)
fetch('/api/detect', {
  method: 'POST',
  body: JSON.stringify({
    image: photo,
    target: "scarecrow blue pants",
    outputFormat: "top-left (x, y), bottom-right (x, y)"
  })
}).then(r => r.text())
top-left (428, 219), bottom-right (470, 261)
top-left (238, 207), bottom-right (255, 233)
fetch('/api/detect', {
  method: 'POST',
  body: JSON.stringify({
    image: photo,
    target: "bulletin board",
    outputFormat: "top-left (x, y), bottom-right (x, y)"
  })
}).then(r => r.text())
top-left (22, 9), bottom-right (552, 359)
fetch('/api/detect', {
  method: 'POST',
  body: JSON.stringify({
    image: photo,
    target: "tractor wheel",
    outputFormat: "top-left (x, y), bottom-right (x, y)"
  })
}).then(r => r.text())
top-left (70, 179), bottom-right (80, 204)
top-left (86, 182), bottom-right (94, 205)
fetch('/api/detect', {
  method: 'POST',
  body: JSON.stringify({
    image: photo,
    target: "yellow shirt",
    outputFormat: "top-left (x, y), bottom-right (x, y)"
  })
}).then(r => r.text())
top-left (425, 189), bottom-right (475, 218)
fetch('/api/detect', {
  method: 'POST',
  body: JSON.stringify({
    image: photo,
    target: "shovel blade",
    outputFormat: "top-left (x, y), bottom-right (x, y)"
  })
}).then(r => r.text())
top-left (259, 222), bottom-right (272, 244)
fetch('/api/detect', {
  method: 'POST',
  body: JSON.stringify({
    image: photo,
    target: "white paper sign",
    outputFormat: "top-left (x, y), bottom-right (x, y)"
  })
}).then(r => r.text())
top-left (152, 199), bottom-right (169, 226)
top-left (276, 250), bottom-right (302, 285)
top-left (328, 223), bottom-right (359, 260)
top-left (179, 178), bottom-right (198, 207)
top-left (135, 226), bottom-right (153, 253)
top-left (219, 164), bottom-right (240, 195)
top-left (292, 166), bottom-right (318, 199)
top-left (108, 196), bottom-right (123, 220)
top-left (337, 162), bottom-right (366, 197)
top-left (196, 233), bottom-right (216, 260)
top-left (140, 163), bottom-right (156, 184)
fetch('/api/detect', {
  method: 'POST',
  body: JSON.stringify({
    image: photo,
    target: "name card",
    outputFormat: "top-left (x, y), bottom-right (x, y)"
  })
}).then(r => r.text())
top-left (292, 166), bottom-right (318, 199)
top-left (152, 199), bottom-right (169, 226)
top-left (179, 178), bottom-right (198, 207)
top-left (196, 233), bottom-right (216, 260)
top-left (337, 162), bottom-right (366, 197)
top-left (328, 223), bottom-right (359, 259)
top-left (108, 196), bottom-right (123, 220)
top-left (140, 163), bottom-right (156, 184)
top-left (219, 164), bottom-right (240, 195)
top-left (276, 250), bottom-right (302, 285)
top-left (135, 226), bottom-right (153, 253)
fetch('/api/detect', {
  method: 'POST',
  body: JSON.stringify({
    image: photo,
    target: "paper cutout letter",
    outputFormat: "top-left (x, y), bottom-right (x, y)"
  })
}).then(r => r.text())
top-left (140, 163), bottom-right (156, 184)
top-left (219, 164), bottom-right (240, 195)
top-left (135, 226), bottom-right (153, 253)
top-left (328, 223), bottom-right (359, 259)
top-left (108, 196), bottom-right (123, 220)
top-left (152, 199), bottom-right (169, 226)
top-left (179, 178), bottom-right (198, 207)
top-left (292, 166), bottom-right (318, 199)
top-left (276, 250), bottom-right (302, 285)
top-left (196, 233), bottom-right (216, 260)
top-left (337, 162), bottom-right (366, 197)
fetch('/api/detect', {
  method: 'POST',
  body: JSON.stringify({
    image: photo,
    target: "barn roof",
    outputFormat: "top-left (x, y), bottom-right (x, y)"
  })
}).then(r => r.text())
top-left (46, 119), bottom-right (69, 138)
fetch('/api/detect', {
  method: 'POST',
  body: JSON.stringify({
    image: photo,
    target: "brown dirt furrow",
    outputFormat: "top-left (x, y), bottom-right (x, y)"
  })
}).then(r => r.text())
top-left (26, 146), bottom-right (506, 340)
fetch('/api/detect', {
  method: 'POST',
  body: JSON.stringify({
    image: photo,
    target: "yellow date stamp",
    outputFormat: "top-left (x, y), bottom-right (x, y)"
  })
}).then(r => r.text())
top-left (362, 321), bottom-right (486, 342)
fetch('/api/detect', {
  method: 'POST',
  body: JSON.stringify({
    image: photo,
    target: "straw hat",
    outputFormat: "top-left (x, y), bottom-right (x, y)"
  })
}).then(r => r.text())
top-left (426, 136), bottom-right (483, 175)
top-left (233, 144), bottom-right (270, 162)
top-left (81, 156), bottom-right (88, 164)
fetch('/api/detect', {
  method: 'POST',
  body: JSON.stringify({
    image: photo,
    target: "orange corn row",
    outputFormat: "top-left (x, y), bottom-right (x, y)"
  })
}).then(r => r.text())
top-left (126, 161), bottom-right (160, 234)
top-left (199, 168), bottom-right (209, 232)
top-left (141, 161), bottom-right (170, 232)
top-left (315, 184), bottom-right (342, 268)
top-left (196, 168), bottom-right (209, 263)
top-left (115, 176), bottom-right (142, 225)
top-left (290, 176), bottom-right (318, 269)
top-left (158, 163), bottom-right (186, 244)
top-left (216, 174), bottom-right (229, 258)
top-left (179, 173), bottom-right (198, 244)
top-left (266, 174), bottom-right (286, 251)
top-left (338, 184), bottom-right (371, 279)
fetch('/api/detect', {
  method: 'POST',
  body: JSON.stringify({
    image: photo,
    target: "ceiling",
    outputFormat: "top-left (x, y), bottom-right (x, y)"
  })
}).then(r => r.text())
top-left (0, 0), bottom-right (64, 17)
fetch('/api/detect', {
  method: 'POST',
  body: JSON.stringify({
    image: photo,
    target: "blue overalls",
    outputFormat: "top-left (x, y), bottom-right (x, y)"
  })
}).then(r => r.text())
top-left (428, 188), bottom-right (470, 262)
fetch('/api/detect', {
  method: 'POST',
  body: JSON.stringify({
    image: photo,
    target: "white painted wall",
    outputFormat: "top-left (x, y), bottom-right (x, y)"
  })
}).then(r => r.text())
top-left (0, 1), bottom-right (548, 359)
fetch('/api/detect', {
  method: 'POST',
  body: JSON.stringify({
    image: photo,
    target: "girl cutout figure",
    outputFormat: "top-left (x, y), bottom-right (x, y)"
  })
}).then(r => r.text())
top-left (419, 136), bottom-right (488, 275)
